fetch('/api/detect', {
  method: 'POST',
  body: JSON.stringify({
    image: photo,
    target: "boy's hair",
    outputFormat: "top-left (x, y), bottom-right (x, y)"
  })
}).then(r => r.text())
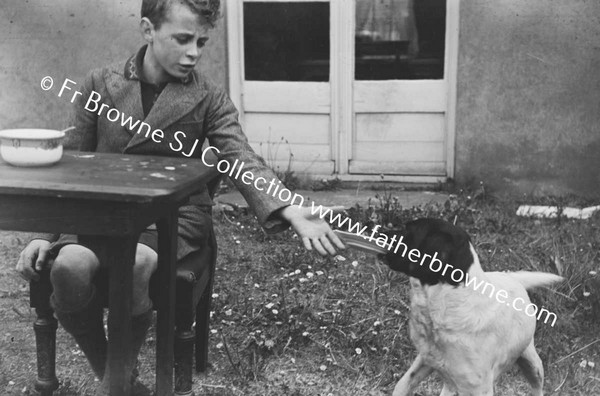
top-left (141, 0), bottom-right (221, 29)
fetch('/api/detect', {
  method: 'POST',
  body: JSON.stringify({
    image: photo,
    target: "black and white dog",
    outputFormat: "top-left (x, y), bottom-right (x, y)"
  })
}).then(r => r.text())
top-left (380, 219), bottom-right (562, 396)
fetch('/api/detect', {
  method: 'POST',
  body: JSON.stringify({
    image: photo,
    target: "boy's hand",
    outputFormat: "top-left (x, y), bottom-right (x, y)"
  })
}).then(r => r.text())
top-left (15, 239), bottom-right (52, 282)
top-left (278, 205), bottom-right (346, 256)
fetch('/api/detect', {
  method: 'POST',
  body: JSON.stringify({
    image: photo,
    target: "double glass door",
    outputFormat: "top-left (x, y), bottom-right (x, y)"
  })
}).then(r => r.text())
top-left (226, 0), bottom-right (457, 180)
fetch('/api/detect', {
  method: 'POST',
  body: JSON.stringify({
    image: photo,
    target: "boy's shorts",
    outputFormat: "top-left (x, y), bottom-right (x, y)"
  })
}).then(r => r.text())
top-left (49, 205), bottom-right (214, 263)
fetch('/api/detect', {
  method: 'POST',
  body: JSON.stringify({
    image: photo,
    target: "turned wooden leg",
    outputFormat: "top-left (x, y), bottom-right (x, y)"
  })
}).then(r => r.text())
top-left (174, 324), bottom-right (194, 396)
top-left (194, 287), bottom-right (211, 373)
top-left (174, 275), bottom-right (195, 396)
top-left (30, 268), bottom-right (59, 396)
top-left (195, 233), bottom-right (216, 374)
top-left (33, 307), bottom-right (59, 396)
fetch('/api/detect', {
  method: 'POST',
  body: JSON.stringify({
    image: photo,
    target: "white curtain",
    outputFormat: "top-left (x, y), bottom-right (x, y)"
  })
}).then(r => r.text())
top-left (356, 0), bottom-right (419, 54)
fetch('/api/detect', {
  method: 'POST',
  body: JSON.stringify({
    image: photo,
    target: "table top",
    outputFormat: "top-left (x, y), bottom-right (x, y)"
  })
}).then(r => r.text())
top-left (0, 151), bottom-right (214, 203)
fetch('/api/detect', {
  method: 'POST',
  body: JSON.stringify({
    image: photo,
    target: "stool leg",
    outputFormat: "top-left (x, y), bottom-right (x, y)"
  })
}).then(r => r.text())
top-left (194, 288), bottom-right (211, 373)
top-left (174, 325), bottom-right (194, 396)
top-left (175, 281), bottom-right (195, 396)
top-left (33, 306), bottom-right (59, 396)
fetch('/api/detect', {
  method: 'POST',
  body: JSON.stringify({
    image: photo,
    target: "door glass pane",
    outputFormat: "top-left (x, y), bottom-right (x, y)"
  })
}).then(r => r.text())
top-left (355, 0), bottom-right (446, 80)
top-left (244, 2), bottom-right (330, 82)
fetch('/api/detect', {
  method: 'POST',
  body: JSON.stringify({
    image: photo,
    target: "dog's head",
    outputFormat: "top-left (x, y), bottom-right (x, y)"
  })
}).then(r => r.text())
top-left (379, 218), bottom-right (474, 286)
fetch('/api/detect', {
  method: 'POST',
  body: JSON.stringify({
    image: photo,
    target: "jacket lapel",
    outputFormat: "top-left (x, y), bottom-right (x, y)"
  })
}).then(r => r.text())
top-left (125, 74), bottom-right (208, 152)
top-left (146, 74), bottom-right (207, 132)
top-left (104, 52), bottom-right (145, 146)
top-left (104, 72), bottom-right (145, 139)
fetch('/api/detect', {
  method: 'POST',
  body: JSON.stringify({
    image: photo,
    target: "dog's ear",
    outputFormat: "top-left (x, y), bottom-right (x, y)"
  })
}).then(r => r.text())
top-left (382, 219), bottom-right (473, 286)
top-left (444, 230), bottom-right (473, 285)
top-left (380, 224), bottom-right (436, 279)
top-left (416, 225), bottom-right (473, 285)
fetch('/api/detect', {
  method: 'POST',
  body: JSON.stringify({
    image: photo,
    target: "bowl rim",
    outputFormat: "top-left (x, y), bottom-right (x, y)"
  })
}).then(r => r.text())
top-left (0, 129), bottom-right (66, 140)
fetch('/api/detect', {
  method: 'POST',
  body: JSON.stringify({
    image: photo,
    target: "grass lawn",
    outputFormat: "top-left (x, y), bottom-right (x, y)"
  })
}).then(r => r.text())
top-left (1, 189), bottom-right (599, 395)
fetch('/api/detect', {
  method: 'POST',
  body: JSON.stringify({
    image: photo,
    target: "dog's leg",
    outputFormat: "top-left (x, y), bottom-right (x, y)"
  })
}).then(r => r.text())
top-left (517, 341), bottom-right (544, 396)
top-left (393, 354), bottom-right (434, 396)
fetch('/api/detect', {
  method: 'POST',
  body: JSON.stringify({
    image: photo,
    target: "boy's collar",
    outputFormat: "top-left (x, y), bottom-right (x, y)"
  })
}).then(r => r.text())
top-left (124, 45), bottom-right (193, 85)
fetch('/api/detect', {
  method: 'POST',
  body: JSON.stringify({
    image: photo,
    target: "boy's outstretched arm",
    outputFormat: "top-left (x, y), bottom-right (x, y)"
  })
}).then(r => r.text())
top-left (277, 205), bottom-right (346, 256)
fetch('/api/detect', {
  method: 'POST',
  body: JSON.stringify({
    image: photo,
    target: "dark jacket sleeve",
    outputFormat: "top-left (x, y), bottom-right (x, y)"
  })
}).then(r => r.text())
top-left (204, 86), bottom-right (291, 233)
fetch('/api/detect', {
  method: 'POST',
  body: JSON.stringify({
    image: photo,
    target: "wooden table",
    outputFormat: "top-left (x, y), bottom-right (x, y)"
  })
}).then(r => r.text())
top-left (0, 151), bottom-right (213, 395)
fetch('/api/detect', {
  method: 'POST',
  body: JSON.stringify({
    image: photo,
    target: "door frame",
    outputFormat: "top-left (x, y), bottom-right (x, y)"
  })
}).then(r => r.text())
top-left (225, 0), bottom-right (460, 183)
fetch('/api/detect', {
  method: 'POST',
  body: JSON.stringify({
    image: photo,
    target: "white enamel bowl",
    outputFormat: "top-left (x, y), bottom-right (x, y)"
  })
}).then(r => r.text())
top-left (0, 129), bottom-right (66, 167)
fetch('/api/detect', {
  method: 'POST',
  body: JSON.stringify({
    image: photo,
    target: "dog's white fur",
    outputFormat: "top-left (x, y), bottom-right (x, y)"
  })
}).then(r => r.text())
top-left (392, 241), bottom-right (562, 396)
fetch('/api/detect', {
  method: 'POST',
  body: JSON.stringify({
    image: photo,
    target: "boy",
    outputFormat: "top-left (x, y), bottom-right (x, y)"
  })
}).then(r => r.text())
top-left (16, 0), bottom-right (345, 394)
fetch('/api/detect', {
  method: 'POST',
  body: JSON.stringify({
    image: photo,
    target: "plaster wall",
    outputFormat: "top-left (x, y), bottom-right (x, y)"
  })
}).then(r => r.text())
top-left (455, 0), bottom-right (600, 196)
top-left (0, 0), bottom-right (227, 131)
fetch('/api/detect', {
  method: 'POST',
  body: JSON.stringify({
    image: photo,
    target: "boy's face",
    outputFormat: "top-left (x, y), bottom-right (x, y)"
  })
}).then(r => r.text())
top-left (145, 2), bottom-right (211, 80)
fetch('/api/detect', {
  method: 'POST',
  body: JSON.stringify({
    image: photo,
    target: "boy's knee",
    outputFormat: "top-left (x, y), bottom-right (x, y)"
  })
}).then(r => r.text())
top-left (50, 245), bottom-right (99, 311)
top-left (133, 244), bottom-right (158, 282)
top-left (132, 244), bottom-right (157, 314)
top-left (50, 244), bottom-right (99, 287)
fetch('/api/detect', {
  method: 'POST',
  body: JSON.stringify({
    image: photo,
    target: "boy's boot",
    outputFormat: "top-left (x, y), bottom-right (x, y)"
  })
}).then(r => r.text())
top-left (97, 309), bottom-right (153, 395)
top-left (52, 287), bottom-right (107, 379)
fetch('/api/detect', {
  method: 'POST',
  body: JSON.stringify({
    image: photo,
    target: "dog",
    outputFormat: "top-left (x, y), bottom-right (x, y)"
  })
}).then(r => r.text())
top-left (379, 218), bottom-right (563, 396)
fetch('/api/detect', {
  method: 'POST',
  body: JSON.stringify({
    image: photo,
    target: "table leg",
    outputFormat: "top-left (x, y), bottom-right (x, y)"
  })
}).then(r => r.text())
top-left (155, 209), bottom-right (178, 396)
top-left (82, 235), bottom-right (138, 396)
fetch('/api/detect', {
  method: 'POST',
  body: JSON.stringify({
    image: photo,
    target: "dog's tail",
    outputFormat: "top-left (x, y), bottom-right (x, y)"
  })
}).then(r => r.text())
top-left (508, 271), bottom-right (564, 290)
